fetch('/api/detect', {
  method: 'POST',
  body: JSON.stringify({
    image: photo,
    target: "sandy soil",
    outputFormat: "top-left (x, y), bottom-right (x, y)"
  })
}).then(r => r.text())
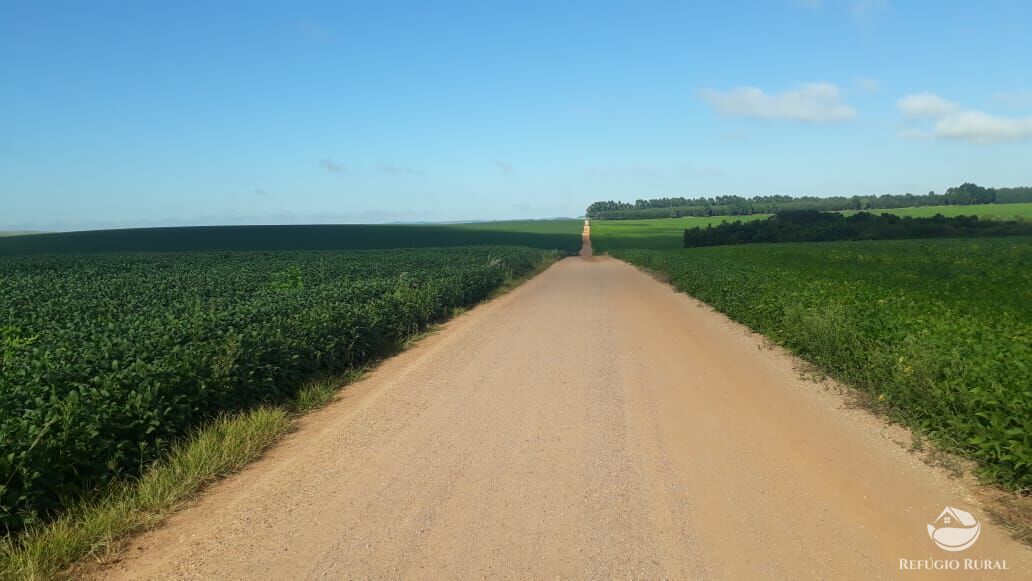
top-left (99, 224), bottom-right (1030, 579)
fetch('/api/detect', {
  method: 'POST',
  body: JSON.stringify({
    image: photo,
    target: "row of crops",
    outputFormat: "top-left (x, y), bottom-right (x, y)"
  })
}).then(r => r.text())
top-left (612, 238), bottom-right (1032, 490)
top-left (0, 246), bottom-right (558, 531)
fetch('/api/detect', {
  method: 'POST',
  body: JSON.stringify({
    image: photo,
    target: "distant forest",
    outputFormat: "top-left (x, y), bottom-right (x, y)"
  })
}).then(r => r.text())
top-left (683, 210), bottom-right (1032, 248)
top-left (587, 183), bottom-right (1032, 220)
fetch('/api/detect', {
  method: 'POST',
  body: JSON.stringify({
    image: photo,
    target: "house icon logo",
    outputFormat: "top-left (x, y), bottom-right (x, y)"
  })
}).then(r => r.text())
top-left (927, 506), bottom-right (981, 552)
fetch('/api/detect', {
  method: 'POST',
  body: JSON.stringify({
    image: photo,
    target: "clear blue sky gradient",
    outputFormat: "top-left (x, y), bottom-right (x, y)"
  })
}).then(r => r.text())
top-left (3, 0), bottom-right (1032, 230)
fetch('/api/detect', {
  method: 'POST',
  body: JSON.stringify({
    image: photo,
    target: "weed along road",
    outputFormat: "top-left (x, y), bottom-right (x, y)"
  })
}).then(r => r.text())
top-left (102, 225), bottom-right (1031, 579)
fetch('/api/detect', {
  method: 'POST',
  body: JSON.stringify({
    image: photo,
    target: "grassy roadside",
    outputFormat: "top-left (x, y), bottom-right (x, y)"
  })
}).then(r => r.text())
top-left (0, 408), bottom-right (291, 580)
top-left (0, 251), bottom-right (563, 581)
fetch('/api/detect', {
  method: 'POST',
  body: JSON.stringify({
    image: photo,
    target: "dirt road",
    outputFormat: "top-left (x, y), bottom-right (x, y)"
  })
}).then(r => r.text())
top-left (103, 225), bottom-right (1030, 579)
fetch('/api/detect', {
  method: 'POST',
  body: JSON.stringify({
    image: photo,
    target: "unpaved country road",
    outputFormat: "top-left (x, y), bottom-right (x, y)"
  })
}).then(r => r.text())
top-left (102, 224), bottom-right (1030, 579)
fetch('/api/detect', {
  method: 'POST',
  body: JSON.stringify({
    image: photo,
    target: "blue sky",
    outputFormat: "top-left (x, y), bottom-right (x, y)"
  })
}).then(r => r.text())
top-left (3, 0), bottom-right (1032, 230)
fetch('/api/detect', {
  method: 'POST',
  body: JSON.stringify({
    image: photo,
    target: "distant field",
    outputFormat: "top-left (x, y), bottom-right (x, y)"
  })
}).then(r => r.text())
top-left (0, 220), bottom-right (584, 256)
top-left (613, 237), bottom-right (1032, 489)
top-left (590, 214), bottom-right (770, 250)
top-left (842, 202), bottom-right (1032, 219)
top-left (450, 219), bottom-right (584, 235)
top-left (591, 203), bottom-right (1032, 251)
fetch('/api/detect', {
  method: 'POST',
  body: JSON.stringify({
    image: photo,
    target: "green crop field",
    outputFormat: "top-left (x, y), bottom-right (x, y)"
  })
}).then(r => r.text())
top-left (449, 219), bottom-right (585, 235)
top-left (0, 220), bottom-right (584, 256)
top-left (842, 202), bottom-right (1032, 220)
top-left (591, 204), bottom-right (1032, 251)
top-left (612, 238), bottom-right (1032, 489)
top-left (591, 214), bottom-right (770, 250)
top-left (0, 243), bottom-right (571, 531)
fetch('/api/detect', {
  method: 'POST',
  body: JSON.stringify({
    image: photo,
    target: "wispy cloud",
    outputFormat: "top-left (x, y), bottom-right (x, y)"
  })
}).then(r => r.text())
top-left (935, 111), bottom-right (1032, 143)
top-left (897, 92), bottom-right (1032, 143)
top-left (898, 93), bottom-right (958, 117)
top-left (377, 163), bottom-right (424, 176)
top-left (494, 160), bottom-right (513, 174)
top-left (699, 82), bottom-right (856, 123)
top-left (320, 159), bottom-right (346, 173)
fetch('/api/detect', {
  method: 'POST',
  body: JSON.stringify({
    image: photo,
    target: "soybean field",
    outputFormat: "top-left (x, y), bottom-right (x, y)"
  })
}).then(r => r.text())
top-left (0, 243), bottom-right (566, 532)
top-left (612, 237), bottom-right (1032, 489)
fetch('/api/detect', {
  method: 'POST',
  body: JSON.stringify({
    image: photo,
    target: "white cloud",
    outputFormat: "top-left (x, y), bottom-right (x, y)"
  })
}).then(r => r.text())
top-left (934, 111), bottom-right (1032, 143)
top-left (699, 82), bottom-right (856, 123)
top-left (897, 92), bottom-right (1032, 143)
top-left (897, 93), bottom-right (958, 117)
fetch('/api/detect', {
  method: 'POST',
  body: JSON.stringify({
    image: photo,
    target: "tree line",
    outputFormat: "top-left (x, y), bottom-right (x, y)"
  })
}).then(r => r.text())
top-left (683, 210), bottom-right (1032, 247)
top-left (587, 184), bottom-right (1032, 220)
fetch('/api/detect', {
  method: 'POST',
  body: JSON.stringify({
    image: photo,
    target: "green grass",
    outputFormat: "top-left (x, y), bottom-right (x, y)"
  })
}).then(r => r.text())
top-left (842, 202), bottom-right (1032, 220)
top-left (591, 204), bottom-right (1032, 251)
top-left (0, 220), bottom-right (584, 256)
top-left (591, 214), bottom-right (770, 250)
top-left (0, 406), bottom-right (292, 580)
top-left (613, 237), bottom-right (1032, 490)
